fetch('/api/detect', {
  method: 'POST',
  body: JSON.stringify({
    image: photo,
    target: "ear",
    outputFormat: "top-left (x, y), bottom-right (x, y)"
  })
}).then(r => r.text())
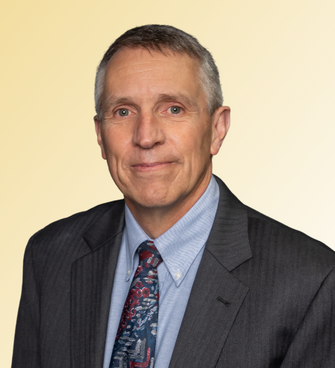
top-left (210, 106), bottom-right (230, 155)
top-left (94, 115), bottom-right (107, 160)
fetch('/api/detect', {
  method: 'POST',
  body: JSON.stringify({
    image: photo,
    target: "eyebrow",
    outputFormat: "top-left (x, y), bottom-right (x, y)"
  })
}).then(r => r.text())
top-left (156, 93), bottom-right (198, 109)
top-left (103, 96), bottom-right (136, 110)
top-left (103, 93), bottom-right (198, 113)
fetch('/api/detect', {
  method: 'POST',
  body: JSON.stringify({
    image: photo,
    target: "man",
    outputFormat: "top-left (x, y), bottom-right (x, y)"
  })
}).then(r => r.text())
top-left (12, 25), bottom-right (335, 368)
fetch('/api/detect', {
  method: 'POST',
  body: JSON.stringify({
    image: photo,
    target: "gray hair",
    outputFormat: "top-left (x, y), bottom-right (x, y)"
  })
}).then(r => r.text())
top-left (94, 25), bottom-right (223, 121)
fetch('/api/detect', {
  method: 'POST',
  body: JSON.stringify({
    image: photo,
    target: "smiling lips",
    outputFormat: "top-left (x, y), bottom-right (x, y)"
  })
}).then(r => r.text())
top-left (132, 161), bottom-right (173, 171)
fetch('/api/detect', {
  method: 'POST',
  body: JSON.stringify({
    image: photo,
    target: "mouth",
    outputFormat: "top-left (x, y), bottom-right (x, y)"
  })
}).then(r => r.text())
top-left (132, 161), bottom-right (173, 172)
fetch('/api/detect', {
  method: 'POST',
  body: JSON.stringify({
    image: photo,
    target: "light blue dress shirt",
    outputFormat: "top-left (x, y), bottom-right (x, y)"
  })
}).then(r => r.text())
top-left (103, 176), bottom-right (220, 368)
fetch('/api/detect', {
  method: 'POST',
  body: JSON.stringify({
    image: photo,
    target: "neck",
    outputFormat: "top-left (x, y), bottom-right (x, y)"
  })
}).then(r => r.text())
top-left (125, 174), bottom-right (212, 239)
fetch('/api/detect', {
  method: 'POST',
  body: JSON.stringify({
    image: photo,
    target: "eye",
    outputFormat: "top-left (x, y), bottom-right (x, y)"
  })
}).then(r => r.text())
top-left (169, 106), bottom-right (182, 114)
top-left (117, 108), bottom-right (129, 117)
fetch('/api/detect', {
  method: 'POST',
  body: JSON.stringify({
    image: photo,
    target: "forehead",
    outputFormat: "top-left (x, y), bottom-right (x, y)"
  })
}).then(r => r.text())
top-left (103, 47), bottom-right (203, 99)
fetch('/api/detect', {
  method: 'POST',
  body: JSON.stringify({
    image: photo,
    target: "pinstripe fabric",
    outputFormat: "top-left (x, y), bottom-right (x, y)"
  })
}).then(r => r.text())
top-left (12, 201), bottom-right (125, 368)
top-left (12, 177), bottom-right (335, 368)
top-left (170, 200), bottom-right (335, 367)
top-left (103, 177), bottom-right (220, 368)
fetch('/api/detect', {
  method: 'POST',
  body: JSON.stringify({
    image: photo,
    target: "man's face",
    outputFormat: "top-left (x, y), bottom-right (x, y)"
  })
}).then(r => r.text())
top-left (95, 47), bottom-right (229, 217)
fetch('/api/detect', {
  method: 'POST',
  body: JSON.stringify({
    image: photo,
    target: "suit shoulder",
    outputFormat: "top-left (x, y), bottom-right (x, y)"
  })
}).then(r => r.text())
top-left (214, 175), bottom-right (335, 269)
top-left (245, 205), bottom-right (335, 269)
top-left (27, 199), bottom-right (124, 252)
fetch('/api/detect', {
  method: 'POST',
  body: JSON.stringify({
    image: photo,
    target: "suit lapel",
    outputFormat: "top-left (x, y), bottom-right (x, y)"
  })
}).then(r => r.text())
top-left (170, 177), bottom-right (252, 367)
top-left (69, 177), bottom-right (251, 367)
top-left (70, 200), bottom-right (125, 368)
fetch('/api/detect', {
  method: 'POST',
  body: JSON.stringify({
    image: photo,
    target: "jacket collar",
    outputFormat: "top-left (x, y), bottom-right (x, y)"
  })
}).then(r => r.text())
top-left (207, 175), bottom-right (252, 271)
top-left (169, 176), bottom-right (252, 367)
top-left (83, 199), bottom-right (125, 252)
top-left (82, 176), bottom-right (252, 267)
top-left (74, 176), bottom-right (252, 368)
top-left (71, 200), bottom-right (125, 368)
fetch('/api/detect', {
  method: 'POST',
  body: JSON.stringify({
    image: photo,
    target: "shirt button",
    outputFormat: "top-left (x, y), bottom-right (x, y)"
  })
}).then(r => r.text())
top-left (127, 269), bottom-right (131, 275)
top-left (175, 271), bottom-right (182, 280)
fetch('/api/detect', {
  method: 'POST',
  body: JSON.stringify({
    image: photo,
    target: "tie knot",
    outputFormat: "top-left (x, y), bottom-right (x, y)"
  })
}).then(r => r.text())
top-left (138, 240), bottom-right (163, 268)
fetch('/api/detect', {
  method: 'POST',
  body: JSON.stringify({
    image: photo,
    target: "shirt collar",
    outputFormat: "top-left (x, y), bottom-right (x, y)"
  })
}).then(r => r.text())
top-left (123, 176), bottom-right (220, 286)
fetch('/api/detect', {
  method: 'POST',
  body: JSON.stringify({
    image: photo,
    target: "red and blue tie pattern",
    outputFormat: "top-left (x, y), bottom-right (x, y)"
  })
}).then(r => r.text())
top-left (110, 241), bottom-right (163, 368)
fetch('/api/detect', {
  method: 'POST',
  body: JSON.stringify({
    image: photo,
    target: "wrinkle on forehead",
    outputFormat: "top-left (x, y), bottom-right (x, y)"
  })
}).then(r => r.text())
top-left (106, 50), bottom-right (198, 81)
top-left (100, 47), bottom-right (206, 117)
top-left (104, 93), bottom-right (199, 112)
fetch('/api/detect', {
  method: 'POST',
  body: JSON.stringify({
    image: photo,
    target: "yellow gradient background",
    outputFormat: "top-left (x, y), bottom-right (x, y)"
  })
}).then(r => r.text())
top-left (1, 0), bottom-right (334, 364)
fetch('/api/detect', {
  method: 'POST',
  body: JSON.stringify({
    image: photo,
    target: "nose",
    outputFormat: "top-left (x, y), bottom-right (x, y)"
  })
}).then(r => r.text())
top-left (132, 111), bottom-right (165, 149)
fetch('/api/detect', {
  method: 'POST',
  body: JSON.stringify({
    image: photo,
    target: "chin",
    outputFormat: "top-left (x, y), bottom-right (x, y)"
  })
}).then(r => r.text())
top-left (126, 189), bottom-right (178, 210)
top-left (135, 195), bottom-right (172, 209)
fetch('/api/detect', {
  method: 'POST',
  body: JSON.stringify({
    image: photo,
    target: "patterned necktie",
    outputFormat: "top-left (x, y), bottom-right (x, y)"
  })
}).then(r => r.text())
top-left (110, 240), bottom-right (163, 368)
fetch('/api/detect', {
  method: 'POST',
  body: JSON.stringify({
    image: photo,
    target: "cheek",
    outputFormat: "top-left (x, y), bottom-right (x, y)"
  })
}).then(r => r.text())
top-left (191, 130), bottom-right (213, 171)
top-left (102, 126), bottom-right (131, 163)
top-left (180, 124), bottom-right (211, 155)
top-left (172, 130), bottom-right (211, 176)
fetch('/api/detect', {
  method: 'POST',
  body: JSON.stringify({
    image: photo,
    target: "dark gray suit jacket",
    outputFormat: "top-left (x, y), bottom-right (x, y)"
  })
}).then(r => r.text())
top-left (12, 177), bottom-right (335, 367)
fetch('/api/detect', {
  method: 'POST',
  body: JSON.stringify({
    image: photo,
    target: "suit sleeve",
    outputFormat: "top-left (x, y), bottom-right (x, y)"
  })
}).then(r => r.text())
top-left (280, 267), bottom-right (335, 368)
top-left (12, 239), bottom-right (41, 368)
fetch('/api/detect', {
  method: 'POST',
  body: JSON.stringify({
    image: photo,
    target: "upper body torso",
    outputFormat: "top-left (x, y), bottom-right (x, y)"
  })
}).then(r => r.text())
top-left (12, 176), bottom-right (335, 368)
